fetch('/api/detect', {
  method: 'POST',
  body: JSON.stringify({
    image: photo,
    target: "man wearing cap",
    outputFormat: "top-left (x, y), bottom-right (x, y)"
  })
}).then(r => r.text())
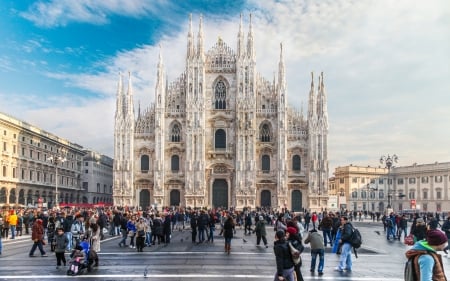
top-left (405, 229), bottom-right (448, 280)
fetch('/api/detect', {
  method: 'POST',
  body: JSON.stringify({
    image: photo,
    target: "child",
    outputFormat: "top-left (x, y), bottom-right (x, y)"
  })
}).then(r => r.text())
top-left (54, 227), bottom-right (69, 269)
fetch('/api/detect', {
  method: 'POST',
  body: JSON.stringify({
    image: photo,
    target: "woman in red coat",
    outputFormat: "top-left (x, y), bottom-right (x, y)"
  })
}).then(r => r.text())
top-left (29, 219), bottom-right (47, 257)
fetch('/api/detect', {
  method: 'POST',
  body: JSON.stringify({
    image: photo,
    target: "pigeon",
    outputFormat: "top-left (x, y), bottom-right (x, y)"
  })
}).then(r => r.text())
top-left (374, 230), bottom-right (381, 235)
top-left (243, 239), bottom-right (248, 243)
top-left (180, 238), bottom-right (184, 243)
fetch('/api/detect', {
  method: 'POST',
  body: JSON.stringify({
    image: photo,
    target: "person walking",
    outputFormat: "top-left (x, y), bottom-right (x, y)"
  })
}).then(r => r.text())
top-left (135, 217), bottom-right (147, 252)
top-left (127, 215), bottom-right (137, 249)
top-left (54, 227), bottom-right (69, 269)
top-left (441, 214), bottom-right (450, 257)
top-left (7, 210), bottom-right (18, 239)
top-left (255, 215), bottom-right (268, 248)
top-left (223, 214), bottom-right (235, 255)
top-left (318, 213), bottom-right (333, 247)
top-left (405, 229), bottom-right (448, 280)
top-left (335, 216), bottom-right (353, 272)
top-left (286, 227), bottom-right (305, 281)
top-left (304, 229), bottom-right (325, 276)
top-left (29, 219), bottom-right (48, 257)
top-left (273, 230), bottom-right (295, 281)
top-left (118, 213), bottom-right (128, 247)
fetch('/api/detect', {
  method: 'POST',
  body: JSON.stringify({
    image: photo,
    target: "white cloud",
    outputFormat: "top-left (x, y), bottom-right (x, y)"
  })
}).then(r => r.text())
top-left (20, 0), bottom-right (168, 27)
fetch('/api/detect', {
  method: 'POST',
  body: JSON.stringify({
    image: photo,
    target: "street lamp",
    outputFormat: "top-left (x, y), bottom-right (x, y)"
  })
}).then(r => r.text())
top-left (48, 154), bottom-right (67, 209)
top-left (380, 154), bottom-right (398, 209)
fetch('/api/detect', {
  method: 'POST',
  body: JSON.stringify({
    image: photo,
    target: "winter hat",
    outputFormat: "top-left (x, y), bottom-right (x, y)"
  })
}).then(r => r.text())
top-left (286, 227), bottom-right (298, 235)
top-left (426, 230), bottom-right (447, 246)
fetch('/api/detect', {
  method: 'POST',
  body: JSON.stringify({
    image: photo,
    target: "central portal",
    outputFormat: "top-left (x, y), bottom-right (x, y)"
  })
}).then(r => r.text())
top-left (212, 179), bottom-right (228, 208)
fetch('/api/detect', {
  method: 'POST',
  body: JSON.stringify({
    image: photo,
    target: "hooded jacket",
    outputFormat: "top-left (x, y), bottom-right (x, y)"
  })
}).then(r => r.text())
top-left (405, 241), bottom-right (447, 281)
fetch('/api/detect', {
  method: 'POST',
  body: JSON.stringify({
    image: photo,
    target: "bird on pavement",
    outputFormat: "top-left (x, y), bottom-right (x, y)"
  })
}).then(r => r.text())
top-left (243, 239), bottom-right (248, 243)
top-left (374, 230), bottom-right (381, 235)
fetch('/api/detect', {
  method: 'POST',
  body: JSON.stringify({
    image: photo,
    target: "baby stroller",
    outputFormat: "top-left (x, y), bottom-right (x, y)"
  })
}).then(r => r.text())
top-left (67, 240), bottom-right (99, 276)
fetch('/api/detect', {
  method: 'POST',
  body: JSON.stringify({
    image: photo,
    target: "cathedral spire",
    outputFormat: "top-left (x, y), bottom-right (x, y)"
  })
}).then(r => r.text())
top-left (247, 13), bottom-right (255, 60)
top-left (126, 71), bottom-right (134, 117)
top-left (308, 72), bottom-right (317, 121)
top-left (115, 72), bottom-right (124, 119)
top-left (155, 45), bottom-right (165, 107)
top-left (278, 42), bottom-right (286, 93)
top-left (197, 14), bottom-right (204, 60)
top-left (317, 72), bottom-right (329, 128)
top-left (237, 13), bottom-right (245, 58)
top-left (187, 14), bottom-right (195, 59)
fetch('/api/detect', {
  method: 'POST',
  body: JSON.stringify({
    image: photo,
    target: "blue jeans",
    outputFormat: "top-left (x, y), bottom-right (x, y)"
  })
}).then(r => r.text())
top-left (0, 236), bottom-right (2, 253)
top-left (198, 227), bottom-right (206, 242)
top-left (310, 248), bottom-right (325, 273)
top-left (322, 228), bottom-right (332, 246)
top-left (10, 225), bottom-right (16, 239)
top-left (145, 232), bottom-right (152, 245)
top-left (387, 226), bottom-right (396, 240)
top-left (273, 266), bottom-right (294, 281)
top-left (208, 227), bottom-right (215, 242)
top-left (338, 243), bottom-right (352, 271)
top-left (65, 232), bottom-right (73, 250)
top-left (119, 229), bottom-right (127, 246)
top-left (29, 240), bottom-right (46, 256)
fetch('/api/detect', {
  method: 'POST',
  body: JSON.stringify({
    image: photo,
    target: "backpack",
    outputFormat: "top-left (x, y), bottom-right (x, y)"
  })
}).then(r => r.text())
top-left (350, 226), bottom-right (362, 249)
top-left (404, 257), bottom-right (417, 281)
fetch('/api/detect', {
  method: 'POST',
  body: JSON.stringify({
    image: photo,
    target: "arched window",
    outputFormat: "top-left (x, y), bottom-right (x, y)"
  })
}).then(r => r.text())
top-left (171, 155), bottom-right (179, 172)
top-left (171, 124), bottom-right (181, 142)
top-left (260, 124), bottom-right (271, 142)
top-left (214, 80), bottom-right (226, 109)
top-left (215, 129), bottom-right (226, 149)
top-left (141, 155), bottom-right (149, 172)
top-left (262, 155), bottom-right (270, 172)
top-left (292, 155), bottom-right (301, 171)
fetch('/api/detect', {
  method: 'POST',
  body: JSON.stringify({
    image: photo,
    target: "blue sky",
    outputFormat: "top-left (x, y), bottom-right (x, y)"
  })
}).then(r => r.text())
top-left (0, 0), bottom-right (449, 174)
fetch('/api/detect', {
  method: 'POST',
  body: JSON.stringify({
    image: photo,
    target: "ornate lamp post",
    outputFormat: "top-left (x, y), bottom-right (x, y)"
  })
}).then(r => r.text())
top-left (380, 154), bottom-right (398, 209)
top-left (47, 154), bottom-right (67, 209)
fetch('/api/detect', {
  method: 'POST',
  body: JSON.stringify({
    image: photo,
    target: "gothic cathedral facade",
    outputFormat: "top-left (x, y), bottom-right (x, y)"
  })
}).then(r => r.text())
top-left (113, 15), bottom-right (329, 211)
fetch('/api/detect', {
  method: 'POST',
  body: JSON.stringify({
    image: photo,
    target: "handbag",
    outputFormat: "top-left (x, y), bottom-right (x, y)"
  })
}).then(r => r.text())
top-left (404, 234), bottom-right (414, 246)
top-left (137, 230), bottom-right (145, 237)
top-left (288, 242), bottom-right (301, 265)
top-left (128, 231), bottom-right (135, 237)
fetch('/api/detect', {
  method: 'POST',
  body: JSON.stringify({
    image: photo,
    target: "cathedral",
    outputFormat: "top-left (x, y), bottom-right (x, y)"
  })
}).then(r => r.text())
top-left (113, 15), bottom-right (329, 211)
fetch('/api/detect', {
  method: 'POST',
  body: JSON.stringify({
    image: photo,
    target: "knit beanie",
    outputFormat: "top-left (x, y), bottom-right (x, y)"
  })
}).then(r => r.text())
top-left (426, 230), bottom-right (447, 246)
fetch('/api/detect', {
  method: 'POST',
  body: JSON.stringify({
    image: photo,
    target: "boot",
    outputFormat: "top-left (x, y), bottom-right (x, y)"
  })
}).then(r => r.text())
top-left (227, 244), bottom-right (231, 255)
top-left (224, 244), bottom-right (228, 253)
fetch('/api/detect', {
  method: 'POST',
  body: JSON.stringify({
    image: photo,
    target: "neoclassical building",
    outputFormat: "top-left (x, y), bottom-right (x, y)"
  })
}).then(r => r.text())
top-left (113, 15), bottom-right (329, 211)
top-left (0, 112), bottom-right (113, 209)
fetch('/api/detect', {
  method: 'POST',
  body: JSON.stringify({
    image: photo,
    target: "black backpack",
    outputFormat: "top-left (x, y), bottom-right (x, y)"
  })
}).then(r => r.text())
top-left (350, 226), bottom-right (362, 249)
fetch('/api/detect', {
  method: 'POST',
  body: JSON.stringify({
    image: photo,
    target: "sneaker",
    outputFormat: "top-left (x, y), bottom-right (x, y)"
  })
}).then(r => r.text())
top-left (29, 255), bottom-right (36, 257)
top-left (129, 245), bottom-right (133, 248)
top-left (41, 254), bottom-right (48, 257)
top-left (118, 243), bottom-right (122, 247)
top-left (334, 267), bottom-right (344, 272)
top-left (318, 272), bottom-right (324, 276)
top-left (56, 266), bottom-right (60, 269)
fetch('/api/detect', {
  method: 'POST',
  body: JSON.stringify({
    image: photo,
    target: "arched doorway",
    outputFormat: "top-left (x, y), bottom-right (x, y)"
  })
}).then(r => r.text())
top-left (170, 190), bottom-right (180, 206)
top-left (291, 190), bottom-right (302, 211)
top-left (260, 190), bottom-right (271, 207)
top-left (140, 189), bottom-right (151, 209)
top-left (212, 179), bottom-right (228, 208)
top-left (18, 189), bottom-right (25, 205)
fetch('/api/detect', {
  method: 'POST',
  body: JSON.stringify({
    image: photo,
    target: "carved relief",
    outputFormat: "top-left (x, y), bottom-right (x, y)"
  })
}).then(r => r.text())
top-left (214, 165), bottom-right (227, 174)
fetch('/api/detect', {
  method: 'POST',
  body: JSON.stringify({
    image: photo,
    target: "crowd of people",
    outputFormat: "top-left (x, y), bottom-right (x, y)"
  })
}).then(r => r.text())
top-left (0, 206), bottom-right (449, 279)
